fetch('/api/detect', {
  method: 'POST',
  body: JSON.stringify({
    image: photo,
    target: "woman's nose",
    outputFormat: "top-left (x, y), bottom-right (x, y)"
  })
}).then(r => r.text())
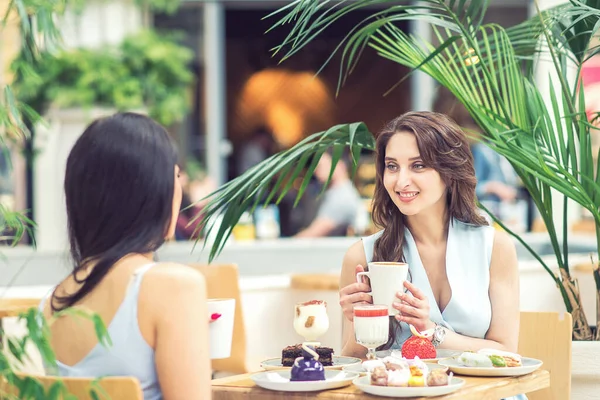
top-left (395, 168), bottom-right (411, 189)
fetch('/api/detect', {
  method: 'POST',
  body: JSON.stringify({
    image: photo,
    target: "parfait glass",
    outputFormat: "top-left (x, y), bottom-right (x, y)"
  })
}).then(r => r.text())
top-left (293, 300), bottom-right (330, 359)
top-left (354, 304), bottom-right (389, 360)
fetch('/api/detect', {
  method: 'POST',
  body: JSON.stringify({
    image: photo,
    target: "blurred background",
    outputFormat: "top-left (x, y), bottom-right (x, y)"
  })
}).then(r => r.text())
top-left (2, 2), bottom-right (600, 388)
top-left (1, 0), bottom-right (546, 249)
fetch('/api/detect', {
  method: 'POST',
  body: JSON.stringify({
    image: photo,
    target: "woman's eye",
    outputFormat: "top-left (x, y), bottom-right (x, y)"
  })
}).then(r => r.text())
top-left (386, 163), bottom-right (398, 171)
top-left (413, 163), bottom-right (426, 170)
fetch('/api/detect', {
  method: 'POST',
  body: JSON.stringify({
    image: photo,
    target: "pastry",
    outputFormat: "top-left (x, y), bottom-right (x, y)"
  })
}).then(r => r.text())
top-left (457, 349), bottom-right (523, 368)
top-left (370, 366), bottom-right (389, 386)
top-left (290, 345), bottom-right (325, 381)
top-left (457, 351), bottom-right (494, 367)
top-left (427, 369), bottom-right (449, 386)
top-left (282, 344), bottom-right (334, 366)
top-left (401, 325), bottom-right (436, 360)
top-left (477, 348), bottom-right (523, 367)
top-left (401, 335), bottom-right (436, 360)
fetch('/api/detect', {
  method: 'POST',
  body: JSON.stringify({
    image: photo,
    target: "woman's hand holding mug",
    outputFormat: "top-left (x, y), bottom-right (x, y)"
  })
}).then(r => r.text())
top-left (339, 265), bottom-right (372, 321)
top-left (393, 280), bottom-right (435, 332)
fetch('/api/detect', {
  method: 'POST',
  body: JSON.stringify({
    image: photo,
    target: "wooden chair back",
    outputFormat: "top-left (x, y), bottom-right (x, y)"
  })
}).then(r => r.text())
top-left (189, 263), bottom-right (247, 374)
top-left (0, 298), bottom-right (42, 319)
top-left (1, 374), bottom-right (143, 400)
top-left (518, 311), bottom-right (572, 400)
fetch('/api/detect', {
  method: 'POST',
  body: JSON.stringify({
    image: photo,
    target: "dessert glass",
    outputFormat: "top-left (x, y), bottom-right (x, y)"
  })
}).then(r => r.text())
top-left (354, 304), bottom-right (389, 360)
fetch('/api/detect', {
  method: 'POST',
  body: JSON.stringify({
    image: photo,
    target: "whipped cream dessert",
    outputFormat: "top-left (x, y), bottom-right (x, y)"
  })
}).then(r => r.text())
top-left (293, 300), bottom-right (329, 341)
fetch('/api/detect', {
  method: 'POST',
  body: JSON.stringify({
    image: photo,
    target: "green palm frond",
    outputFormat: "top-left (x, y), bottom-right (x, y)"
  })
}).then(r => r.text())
top-left (195, 123), bottom-right (374, 262)
top-left (0, 204), bottom-right (34, 247)
top-left (197, 1), bottom-right (600, 328)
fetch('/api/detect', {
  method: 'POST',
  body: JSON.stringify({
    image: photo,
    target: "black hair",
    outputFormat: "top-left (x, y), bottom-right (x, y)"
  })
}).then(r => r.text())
top-left (52, 112), bottom-right (178, 312)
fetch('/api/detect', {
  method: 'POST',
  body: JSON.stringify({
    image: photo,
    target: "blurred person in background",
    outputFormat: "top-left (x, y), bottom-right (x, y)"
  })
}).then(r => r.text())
top-left (39, 112), bottom-right (212, 400)
top-left (237, 125), bottom-right (277, 175)
top-left (295, 151), bottom-right (363, 237)
top-left (471, 142), bottom-right (519, 218)
top-left (433, 87), bottom-right (519, 220)
top-left (176, 169), bottom-right (216, 241)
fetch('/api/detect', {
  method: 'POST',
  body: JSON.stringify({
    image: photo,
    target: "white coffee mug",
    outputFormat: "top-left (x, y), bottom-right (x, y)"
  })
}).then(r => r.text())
top-left (356, 262), bottom-right (409, 315)
top-left (208, 298), bottom-right (236, 359)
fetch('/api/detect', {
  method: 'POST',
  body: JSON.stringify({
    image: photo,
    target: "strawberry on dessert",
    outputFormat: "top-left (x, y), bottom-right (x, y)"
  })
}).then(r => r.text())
top-left (401, 325), bottom-right (436, 360)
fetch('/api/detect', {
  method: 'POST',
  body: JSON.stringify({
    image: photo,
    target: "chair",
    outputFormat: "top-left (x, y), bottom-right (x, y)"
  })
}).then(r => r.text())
top-left (1, 374), bottom-right (142, 400)
top-left (0, 298), bottom-right (42, 319)
top-left (189, 263), bottom-right (247, 374)
top-left (290, 273), bottom-right (339, 291)
top-left (518, 311), bottom-right (572, 400)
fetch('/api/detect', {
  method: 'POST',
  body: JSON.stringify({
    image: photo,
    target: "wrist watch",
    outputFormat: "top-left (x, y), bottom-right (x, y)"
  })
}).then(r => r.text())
top-left (431, 323), bottom-right (446, 348)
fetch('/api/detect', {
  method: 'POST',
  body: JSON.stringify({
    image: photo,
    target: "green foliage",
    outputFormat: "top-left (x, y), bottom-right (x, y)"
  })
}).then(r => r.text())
top-left (1, 3), bottom-right (183, 400)
top-left (197, 0), bottom-right (600, 338)
top-left (195, 122), bottom-right (373, 260)
top-left (11, 30), bottom-right (194, 127)
top-left (135, 0), bottom-right (182, 15)
top-left (0, 203), bottom-right (35, 247)
top-left (0, 307), bottom-right (110, 399)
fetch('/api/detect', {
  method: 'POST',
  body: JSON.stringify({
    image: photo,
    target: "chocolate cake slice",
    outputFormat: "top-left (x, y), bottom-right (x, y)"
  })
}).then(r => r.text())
top-left (282, 344), bottom-right (334, 366)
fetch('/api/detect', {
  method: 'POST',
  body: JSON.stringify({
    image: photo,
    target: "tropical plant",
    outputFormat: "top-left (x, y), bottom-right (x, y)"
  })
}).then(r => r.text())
top-left (0, 1), bottom-right (114, 397)
top-left (0, 308), bottom-right (110, 399)
top-left (0, 0), bottom-right (197, 397)
top-left (10, 29), bottom-right (194, 127)
top-left (197, 0), bottom-right (600, 341)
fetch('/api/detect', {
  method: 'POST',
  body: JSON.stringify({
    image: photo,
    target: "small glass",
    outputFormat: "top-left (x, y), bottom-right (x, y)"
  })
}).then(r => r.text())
top-left (354, 304), bottom-right (389, 360)
top-left (293, 300), bottom-right (329, 342)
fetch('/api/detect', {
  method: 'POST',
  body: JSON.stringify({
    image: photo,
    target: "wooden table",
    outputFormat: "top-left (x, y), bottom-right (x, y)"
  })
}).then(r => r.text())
top-left (212, 369), bottom-right (549, 399)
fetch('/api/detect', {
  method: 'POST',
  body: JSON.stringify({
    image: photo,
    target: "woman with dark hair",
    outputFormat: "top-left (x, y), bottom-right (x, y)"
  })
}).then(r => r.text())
top-left (338, 111), bottom-right (520, 365)
top-left (38, 112), bottom-right (212, 399)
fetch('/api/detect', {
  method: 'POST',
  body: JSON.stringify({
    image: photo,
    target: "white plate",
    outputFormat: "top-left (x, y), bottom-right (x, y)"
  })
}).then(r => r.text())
top-left (438, 357), bottom-right (543, 377)
top-left (353, 375), bottom-right (465, 397)
top-left (375, 349), bottom-right (462, 362)
top-left (343, 362), bottom-right (449, 375)
top-left (261, 356), bottom-right (362, 371)
top-left (250, 370), bottom-right (359, 392)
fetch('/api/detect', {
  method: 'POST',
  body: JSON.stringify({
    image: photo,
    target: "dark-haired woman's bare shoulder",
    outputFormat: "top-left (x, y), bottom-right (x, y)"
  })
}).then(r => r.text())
top-left (146, 262), bottom-right (205, 284)
top-left (142, 263), bottom-right (207, 299)
top-left (136, 263), bottom-right (208, 349)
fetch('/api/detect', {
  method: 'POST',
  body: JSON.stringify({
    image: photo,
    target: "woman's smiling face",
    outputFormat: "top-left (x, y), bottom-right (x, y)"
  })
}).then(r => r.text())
top-left (383, 131), bottom-right (447, 216)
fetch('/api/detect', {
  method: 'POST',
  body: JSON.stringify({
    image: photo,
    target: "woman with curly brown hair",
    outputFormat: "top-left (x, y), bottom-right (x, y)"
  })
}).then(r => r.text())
top-left (338, 111), bottom-right (520, 361)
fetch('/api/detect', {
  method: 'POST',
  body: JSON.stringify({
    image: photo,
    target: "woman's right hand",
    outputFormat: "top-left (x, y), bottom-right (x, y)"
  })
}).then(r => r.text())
top-left (339, 264), bottom-right (372, 321)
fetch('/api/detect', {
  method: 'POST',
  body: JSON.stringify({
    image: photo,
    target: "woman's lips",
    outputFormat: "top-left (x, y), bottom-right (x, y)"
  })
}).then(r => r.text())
top-left (397, 191), bottom-right (419, 203)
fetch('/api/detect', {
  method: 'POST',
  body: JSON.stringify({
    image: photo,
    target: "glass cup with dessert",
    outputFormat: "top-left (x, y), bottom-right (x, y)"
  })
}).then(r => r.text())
top-left (293, 300), bottom-right (330, 343)
top-left (354, 304), bottom-right (390, 360)
top-left (293, 300), bottom-right (330, 365)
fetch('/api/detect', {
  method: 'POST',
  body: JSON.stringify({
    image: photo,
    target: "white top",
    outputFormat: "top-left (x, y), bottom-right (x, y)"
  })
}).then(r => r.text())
top-left (362, 219), bottom-right (495, 346)
top-left (38, 263), bottom-right (162, 400)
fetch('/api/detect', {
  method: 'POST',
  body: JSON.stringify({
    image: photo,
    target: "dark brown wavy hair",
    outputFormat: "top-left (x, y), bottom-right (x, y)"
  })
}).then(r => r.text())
top-left (370, 111), bottom-right (488, 349)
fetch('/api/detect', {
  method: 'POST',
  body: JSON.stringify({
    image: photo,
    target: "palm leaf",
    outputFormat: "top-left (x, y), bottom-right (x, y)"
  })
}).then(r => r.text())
top-left (194, 123), bottom-right (374, 262)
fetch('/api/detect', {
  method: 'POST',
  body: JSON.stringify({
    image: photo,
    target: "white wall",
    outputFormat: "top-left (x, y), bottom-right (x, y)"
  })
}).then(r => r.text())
top-left (59, 0), bottom-right (143, 49)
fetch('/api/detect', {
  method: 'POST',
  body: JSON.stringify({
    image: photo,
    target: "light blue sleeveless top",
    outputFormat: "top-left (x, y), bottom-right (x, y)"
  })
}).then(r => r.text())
top-left (362, 219), bottom-right (527, 400)
top-left (362, 219), bottom-right (494, 344)
top-left (39, 263), bottom-right (162, 400)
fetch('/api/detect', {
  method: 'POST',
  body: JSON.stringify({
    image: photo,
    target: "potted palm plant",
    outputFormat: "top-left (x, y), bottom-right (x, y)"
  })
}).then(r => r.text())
top-left (0, 0), bottom-right (178, 397)
top-left (196, 0), bottom-right (600, 397)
